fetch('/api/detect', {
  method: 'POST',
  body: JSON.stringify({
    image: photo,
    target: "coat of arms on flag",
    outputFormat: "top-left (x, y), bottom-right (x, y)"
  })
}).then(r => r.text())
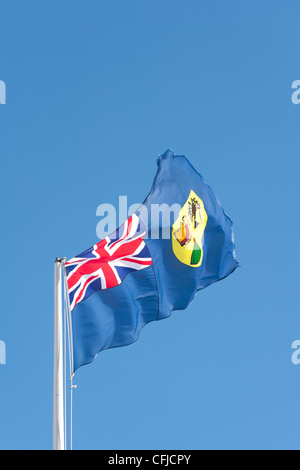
top-left (172, 190), bottom-right (208, 267)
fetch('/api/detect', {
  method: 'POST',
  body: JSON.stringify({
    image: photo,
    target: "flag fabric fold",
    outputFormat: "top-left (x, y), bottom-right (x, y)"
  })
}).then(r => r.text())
top-left (66, 150), bottom-right (238, 372)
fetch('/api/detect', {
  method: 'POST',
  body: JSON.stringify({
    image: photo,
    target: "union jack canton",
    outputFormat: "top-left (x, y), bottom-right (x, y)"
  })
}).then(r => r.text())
top-left (65, 214), bottom-right (152, 311)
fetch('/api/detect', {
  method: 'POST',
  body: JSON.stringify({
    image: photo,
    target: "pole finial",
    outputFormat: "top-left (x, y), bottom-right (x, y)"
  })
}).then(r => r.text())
top-left (55, 257), bottom-right (67, 264)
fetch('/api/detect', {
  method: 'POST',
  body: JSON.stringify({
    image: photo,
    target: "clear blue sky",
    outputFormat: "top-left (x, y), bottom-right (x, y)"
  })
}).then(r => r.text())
top-left (0, 0), bottom-right (300, 450)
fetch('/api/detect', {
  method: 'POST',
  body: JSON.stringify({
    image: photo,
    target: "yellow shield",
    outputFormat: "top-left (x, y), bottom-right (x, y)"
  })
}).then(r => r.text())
top-left (172, 190), bottom-right (207, 267)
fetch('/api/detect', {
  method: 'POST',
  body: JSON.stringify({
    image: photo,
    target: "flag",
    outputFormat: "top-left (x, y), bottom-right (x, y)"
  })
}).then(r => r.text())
top-left (66, 149), bottom-right (238, 372)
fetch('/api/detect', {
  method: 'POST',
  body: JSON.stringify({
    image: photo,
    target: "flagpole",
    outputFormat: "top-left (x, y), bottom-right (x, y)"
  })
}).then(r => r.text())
top-left (53, 258), bottom-right (65, 450)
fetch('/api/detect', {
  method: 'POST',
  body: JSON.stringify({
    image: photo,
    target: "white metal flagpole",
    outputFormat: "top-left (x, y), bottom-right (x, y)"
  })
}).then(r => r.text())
top-left (53, 258), bottom-right (65, 450)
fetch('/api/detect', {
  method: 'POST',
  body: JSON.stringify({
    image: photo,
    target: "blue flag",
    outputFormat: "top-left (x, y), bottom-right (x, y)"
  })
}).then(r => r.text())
top-left (66, 150), bottom-right (238, 371)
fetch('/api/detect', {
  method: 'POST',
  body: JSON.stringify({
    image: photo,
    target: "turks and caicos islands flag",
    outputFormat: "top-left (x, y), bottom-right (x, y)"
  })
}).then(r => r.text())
top-left (66, 150), bottom-right (239, 372)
